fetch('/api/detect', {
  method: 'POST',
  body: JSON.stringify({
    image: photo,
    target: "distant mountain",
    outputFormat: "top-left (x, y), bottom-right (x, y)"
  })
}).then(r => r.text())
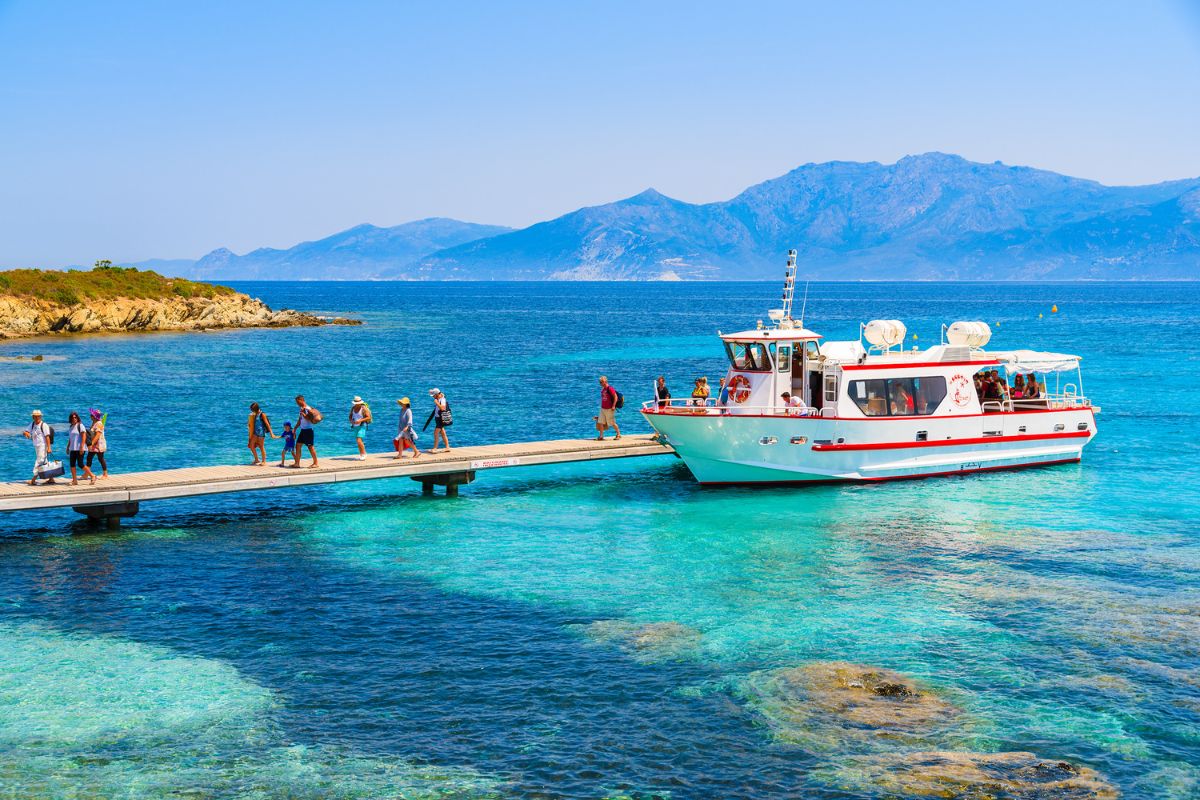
top-left (150, 154), bottom-right (1200, 280)
top-left (188, 218), bottom-right (513, 280)
top-left (408, 153), bottom-right (1200, 280)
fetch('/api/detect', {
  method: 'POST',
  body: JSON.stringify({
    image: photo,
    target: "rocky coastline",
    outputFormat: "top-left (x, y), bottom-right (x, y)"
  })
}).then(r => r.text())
top-left (0, 292), bottom-right (359, 340)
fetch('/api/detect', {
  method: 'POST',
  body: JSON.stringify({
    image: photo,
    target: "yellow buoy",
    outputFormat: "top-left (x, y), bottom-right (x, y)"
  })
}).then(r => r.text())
top-left (1051, 304), bottom-right (1058, 313)
top-left (1038, 313), bottom-right (1044, 319)
top-left (912, 333), bottom-right (918, 340)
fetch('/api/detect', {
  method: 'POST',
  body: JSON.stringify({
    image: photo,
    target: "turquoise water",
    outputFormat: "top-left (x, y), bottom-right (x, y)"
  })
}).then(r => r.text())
top-left (0, 282), bottom-right (1198, 798)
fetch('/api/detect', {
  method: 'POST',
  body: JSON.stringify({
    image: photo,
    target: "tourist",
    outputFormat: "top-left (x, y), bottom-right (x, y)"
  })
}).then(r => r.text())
top-left (654, 376), bottom-right (671, 408)
top-left (424, 388), bottom-right (452, 453)
top-left (394, 397), bottom-right (419, 459)
top-left (21, 409), bottom-right (55, 486)
top-left (86, 408), bottom-right (109, 479)
top-left (247, 402), bottom-right (276, 466)
top-left (294, 395), bottom-right (321, 468)
top-left (716, 377), bottom-right (729, 409)
top-left (691, 377), bottom-right (710, 407)
top-left (595, 376), bottom-right (621, 440)
top-left (1012, 374), bottom-right (1026, 399)
top-left (349, 396), bottom-right (372, 461)
top-left (66, 411), bottom-right (95, 485)
top-left (890, 383), bottom-right (914, 415)
top-left (1024, 374), bottom-right (1041, 399)
top-left (278, 422), bottom-right (296, 466)
top-left (781, 391), bottom-right (804, 414)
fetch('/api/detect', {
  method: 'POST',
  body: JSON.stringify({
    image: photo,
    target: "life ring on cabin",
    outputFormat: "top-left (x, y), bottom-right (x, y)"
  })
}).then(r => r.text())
top-left (728, 374), bottom-right (752, 404)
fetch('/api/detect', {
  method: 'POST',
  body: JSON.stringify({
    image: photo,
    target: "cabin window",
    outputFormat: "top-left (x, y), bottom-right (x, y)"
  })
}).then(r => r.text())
top-left (823, 373), bottom-right (838, 404)
top-left (805, 341), bottom-right (821, 363)
top-left (849, 376), bottom-right (948, 416)
top-left (724, 341), bottom-right (773, 372)
top-left (777, 345), bottom-right (791, 373)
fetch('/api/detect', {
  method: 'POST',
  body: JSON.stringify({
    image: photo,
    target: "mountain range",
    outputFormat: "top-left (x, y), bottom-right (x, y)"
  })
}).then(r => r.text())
top-left (166, 153), bottom-right (1200, 280)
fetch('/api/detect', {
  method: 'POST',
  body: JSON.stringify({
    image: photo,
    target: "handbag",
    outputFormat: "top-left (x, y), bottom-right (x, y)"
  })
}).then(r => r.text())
top-left (38, 460), bottom-right (65, 479)
top-left (439, 405), bottom-right (453, 426)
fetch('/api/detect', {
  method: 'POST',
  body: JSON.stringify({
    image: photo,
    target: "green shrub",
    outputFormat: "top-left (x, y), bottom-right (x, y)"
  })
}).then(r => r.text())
top-left (52, 288), bottom-right (81, 306)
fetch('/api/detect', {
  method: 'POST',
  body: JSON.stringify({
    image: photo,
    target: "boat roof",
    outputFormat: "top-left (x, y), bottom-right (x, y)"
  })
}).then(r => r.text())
top-left (720, 327), bottom-right (822, 343)
top-left (992, 349), bottom-right (1081, 373)
top-left (819, 343), bottom-right (1081, 373)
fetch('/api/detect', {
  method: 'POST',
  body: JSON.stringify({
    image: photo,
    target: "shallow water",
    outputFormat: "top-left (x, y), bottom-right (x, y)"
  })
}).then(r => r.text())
top-left (0, 282), bottom-right (1198, 798)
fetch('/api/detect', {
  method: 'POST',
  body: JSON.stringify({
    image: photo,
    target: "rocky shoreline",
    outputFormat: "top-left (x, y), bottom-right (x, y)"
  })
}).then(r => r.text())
top-left (0, 292), bottom-right (359, 339)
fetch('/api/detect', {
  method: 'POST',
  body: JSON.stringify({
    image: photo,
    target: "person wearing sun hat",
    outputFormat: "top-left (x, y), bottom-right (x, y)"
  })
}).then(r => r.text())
top-left (21, 409), bottom-right (55, 485)
top-left (393, 397), bottom-right (419, 459)
top-left (86, 408), bottom-right (109, 479)
top-left (348, 395), bottom-right (372, 461)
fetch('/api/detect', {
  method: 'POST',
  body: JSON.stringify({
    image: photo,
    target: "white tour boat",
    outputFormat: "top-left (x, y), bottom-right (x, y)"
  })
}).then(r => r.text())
top-left (642, 251), bottom-right (1098, 485)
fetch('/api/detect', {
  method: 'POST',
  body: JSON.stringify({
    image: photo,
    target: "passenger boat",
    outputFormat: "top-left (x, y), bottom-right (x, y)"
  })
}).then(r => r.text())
top-left (641, 251), bottom-right (1098, 485)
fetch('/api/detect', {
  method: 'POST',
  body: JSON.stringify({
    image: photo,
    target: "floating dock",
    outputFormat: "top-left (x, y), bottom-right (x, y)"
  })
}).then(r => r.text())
top-left (0, 435), bottom-right (673, 526)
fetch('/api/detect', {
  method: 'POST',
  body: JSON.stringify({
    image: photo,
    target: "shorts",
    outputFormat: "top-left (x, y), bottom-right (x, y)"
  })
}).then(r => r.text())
top-left (598, 407), bottom-right (616, 426)
top-left (296, 428), bottom-right (315, 447)
top-left (355, 426), bottom-right (366, 440)
top-left (69, 450), bottom-right (86, 469)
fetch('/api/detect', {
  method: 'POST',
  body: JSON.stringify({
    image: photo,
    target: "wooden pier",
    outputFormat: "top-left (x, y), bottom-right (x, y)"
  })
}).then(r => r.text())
top-left (0, 435), bottom-right (673, 527)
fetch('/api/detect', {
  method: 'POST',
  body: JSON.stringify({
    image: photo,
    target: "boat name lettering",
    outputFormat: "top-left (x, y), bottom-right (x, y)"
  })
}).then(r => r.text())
top-left (950, 373), bottom-right (972, 407)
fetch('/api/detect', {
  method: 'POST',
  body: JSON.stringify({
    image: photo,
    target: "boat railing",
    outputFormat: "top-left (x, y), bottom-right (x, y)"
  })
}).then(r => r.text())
top-left (640, 399), bottom-right (822, 417)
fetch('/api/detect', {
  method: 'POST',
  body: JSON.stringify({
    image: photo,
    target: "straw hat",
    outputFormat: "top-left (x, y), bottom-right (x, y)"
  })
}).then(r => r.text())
top-left (352, 396), bottom-right (363, 404)
top-left (31, 409), bottom-right (41, 417)
top-left (397, 397), bottom-right (410, 406)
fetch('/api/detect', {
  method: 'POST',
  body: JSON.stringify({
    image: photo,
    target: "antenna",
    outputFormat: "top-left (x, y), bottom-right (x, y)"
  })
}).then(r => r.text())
top-left (780, 249), bottom-right (798, 321)
top-left (798, 280), bottom-right (810, 328)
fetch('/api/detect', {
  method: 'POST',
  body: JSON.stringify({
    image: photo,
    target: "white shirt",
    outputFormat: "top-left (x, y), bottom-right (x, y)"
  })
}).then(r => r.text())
top-left (297, 406), bottom-right (314, 430)
top-left (68, 422), bottom-right (86, 451)
top-left (27, 421), bottom-right (49, 448)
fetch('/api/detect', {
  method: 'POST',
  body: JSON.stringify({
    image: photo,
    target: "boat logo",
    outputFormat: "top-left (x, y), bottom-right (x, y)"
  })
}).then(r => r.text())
top-left (950, 373), bottom-right (972, 407)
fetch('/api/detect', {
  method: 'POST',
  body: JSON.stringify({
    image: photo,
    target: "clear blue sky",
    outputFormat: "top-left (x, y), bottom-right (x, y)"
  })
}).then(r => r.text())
top-left (2, 0), bottom-right (1199, 266)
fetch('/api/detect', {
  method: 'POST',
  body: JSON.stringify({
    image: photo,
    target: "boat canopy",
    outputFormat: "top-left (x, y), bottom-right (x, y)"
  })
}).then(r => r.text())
top-left (993, 349), bottom-right (1081, 373)
top-left (719, 327), bottom-right (822, 343)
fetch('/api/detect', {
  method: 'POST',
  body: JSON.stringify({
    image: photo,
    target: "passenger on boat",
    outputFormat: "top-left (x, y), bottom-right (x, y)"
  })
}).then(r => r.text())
top-left (654, 376), bottom-right (671, 408)
top-left (1012, 374), bottom-right (1026, 399)
top-left (691, 377), bottom-right (710, 407)
top-left (1024, 374), bottom-right (1041, 399)
top-left (781, 391), bottom-right (804, 414)
top-left (716, 377), bottom-right (729, 408)
top-left (889, 382), bottom-right (915, 415)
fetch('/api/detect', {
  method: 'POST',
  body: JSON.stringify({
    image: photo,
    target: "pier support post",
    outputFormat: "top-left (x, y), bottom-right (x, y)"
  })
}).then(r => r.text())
top-left (412, 471), bottom-right (475, 497)
top-left (72, 501), bottom-right (140, 529)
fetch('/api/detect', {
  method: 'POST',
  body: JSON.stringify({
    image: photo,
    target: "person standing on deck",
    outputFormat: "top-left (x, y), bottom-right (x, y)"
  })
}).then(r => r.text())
top-left (21, 409), bottom-right (55, 486)
top-left (394, 397), bottom-right (419, 459)
top-left (293, 395), bottom-right (320, 468)
top-left (654, 376), bottom-right (671, 409)
top-left (86, 408), bottom-right (109, 479)
top-left (424, 388), bottom-right (452, 453)
top-left (247, 402), bottom-right (275, 466)
top-left (595, 376), bottom-right (621, 440)
top-left (716, 377), bottom-right (730, 410)
top-left (66, 411), bottom-right (95, 485)
top-left (349, 396), bottom-right (371, 461)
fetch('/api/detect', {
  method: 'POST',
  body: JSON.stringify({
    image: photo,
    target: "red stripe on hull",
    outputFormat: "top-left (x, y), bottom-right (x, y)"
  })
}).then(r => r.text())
top-left (810, 430), bottom-right (1090, 452)
top-left (641, 406), bottom-right (1093, 421)
top-left (698, 457), bottom-right (1082, 487)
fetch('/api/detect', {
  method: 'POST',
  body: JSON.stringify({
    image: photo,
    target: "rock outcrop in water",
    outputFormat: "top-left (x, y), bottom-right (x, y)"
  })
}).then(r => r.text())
top-left (816, 750), bottom-right (1119, 799)
top-left (741, 661), bottom-right (961, 751)
top-left (569, 620), bottom-right (703, 663)
top-left (0, 293), bottom-right (359, 339)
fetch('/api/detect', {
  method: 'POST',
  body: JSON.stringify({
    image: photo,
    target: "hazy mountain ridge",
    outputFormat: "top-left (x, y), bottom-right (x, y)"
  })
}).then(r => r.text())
top-left (170, 155), bottom-right (1200, 280)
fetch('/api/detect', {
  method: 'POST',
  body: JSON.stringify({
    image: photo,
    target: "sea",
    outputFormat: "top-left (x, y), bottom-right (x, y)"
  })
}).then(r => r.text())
top-left (0, 281), bottom-right (1197, 799)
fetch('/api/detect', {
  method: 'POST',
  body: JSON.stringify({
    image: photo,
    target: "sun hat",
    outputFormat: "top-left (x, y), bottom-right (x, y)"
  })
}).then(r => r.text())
top-left (89, 408), bottom-right (102, 420)
top-left (31, 409), bottom-right (41, 416)
top-left (397, 397), bottom-right (410, 406)
top-left (428, 388), bottom-right (440, 396)
top-left (352, 396), bottom-right (363, 404)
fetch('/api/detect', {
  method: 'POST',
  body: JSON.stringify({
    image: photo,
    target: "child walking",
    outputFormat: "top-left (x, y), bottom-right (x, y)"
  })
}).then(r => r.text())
top-left (278, 422), bottom-right (296, 466)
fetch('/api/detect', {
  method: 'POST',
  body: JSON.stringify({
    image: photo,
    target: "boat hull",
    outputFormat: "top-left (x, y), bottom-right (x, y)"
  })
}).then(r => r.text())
top-left (642, 407), bottom-right (1096, 485)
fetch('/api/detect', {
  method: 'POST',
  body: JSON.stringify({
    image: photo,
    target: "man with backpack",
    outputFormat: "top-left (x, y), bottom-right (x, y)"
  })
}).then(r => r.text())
top-left (293, 394), bottom-right (322, 469)
top-left (595, 375), bottom-right (622, 441)
top-left (21, 409), bottom-right (56, 485)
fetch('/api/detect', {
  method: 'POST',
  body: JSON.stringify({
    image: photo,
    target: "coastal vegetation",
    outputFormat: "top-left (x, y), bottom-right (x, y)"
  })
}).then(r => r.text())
top-left (0, 261), bottom-right (235, 306)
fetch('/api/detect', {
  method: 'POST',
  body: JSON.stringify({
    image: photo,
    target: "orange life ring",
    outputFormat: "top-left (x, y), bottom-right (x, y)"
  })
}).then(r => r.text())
top-left (728, 374), bottom-right (752, 404)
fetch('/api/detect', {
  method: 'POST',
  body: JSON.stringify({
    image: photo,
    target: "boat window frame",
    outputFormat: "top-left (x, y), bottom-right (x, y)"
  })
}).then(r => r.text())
top-left (848, 375), bottom-right (949, 417)
top-left (724, 341), bottom-right (774, 373)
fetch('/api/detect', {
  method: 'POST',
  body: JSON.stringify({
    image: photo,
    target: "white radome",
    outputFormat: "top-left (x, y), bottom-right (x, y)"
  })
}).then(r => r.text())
top-left (946, 321), bottom-right (992, 348)
top-left (863, 319), bottom-right (907, 348)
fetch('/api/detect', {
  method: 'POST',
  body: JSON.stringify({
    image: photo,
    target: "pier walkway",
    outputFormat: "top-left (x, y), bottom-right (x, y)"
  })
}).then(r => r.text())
top-left (0, 435), bottom-right (673, 526)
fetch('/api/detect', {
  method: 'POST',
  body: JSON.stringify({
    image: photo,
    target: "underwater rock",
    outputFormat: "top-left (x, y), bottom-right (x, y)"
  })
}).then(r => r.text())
top-left (816, 750), bottom-right (1118, 799)
top-left (740, 661), bottom-right (961, 750)
top-left (570, 619), bottom-right (703, 662)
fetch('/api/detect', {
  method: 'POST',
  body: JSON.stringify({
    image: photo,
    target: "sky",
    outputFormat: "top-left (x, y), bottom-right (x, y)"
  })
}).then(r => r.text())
top-left (1, 1), bottom-right (1199, 266)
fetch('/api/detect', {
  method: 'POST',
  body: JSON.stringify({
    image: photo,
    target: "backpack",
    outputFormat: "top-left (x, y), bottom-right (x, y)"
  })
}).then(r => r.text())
top-left (613, 389), bottom-right (624, 410)
top-left (45, 424), bottom-right (55, 445)
top-left (307, 406), bottom-right (323, 424)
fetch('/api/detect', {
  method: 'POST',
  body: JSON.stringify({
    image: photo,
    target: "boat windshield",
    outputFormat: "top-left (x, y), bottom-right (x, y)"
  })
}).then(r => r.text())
top-left (725, 341), bottom-right (773, 372)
